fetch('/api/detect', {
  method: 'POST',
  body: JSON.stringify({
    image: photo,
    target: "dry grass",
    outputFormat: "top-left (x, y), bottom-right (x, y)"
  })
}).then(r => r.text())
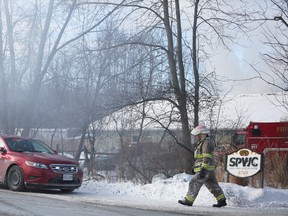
top-left (263, 153), bottom-right (288, 188)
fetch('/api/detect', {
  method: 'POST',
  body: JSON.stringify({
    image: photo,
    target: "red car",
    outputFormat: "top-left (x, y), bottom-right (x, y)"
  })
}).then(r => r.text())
top-left (0, 135), bottom-right (83, 192)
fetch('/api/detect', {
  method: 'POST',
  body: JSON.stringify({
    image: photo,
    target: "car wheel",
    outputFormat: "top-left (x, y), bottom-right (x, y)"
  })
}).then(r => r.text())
top-left (7, 166), bottom-right (25, 191)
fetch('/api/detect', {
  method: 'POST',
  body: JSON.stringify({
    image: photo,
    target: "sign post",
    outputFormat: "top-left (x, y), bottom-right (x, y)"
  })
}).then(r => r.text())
top-left (225, 148), bottom-right (264, 187)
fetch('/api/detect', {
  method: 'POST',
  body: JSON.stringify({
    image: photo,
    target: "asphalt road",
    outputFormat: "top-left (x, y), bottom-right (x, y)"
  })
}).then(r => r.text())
top-left (0, 188), bottom-right (287, 216)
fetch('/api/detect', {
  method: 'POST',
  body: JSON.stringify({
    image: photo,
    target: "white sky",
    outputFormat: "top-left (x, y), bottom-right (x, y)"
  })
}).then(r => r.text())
top-left (214, 39), bottom-right (280, 95)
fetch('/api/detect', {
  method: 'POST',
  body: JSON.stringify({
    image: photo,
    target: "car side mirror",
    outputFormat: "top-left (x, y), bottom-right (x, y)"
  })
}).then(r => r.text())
top-left (0, 147), bottom-right (7, 154)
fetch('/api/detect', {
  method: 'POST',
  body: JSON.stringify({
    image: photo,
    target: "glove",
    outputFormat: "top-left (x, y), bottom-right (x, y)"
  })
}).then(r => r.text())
top-left (199, 168), bottom-right (206, 179)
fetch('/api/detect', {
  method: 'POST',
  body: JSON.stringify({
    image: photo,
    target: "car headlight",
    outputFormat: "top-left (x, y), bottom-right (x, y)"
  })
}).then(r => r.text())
top-left (25, 161), bottom-right (48, 169)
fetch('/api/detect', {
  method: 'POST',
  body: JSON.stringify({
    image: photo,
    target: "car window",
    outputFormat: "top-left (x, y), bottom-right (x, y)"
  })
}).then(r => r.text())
top-left (4, 138), bottom-right (54, 154)
top-left (31, 140), bottom-right (54, 154)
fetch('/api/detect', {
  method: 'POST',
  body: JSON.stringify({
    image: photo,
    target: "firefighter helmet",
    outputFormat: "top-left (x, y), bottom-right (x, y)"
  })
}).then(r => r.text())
top-left (191, 125), bottom-right (210, 135)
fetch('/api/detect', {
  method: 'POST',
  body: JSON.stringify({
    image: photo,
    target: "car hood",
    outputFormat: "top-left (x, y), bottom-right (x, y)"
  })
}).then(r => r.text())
top-left (12, 152), bottom-right (79, 165)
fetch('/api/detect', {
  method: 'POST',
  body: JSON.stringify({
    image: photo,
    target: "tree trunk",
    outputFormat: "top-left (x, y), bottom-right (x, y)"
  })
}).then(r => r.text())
top-left (75, 126), bottom-right (87, 161)
top-left (0, 4), bottom-right (9, 134)
top-left (2, 0), bottom-right (17, 134)
top-left (163, 0), bottom-right (193, 173)
top-left (21, 0), bottom-right (55, 137)
top-left (192, 0), bottom-right (200, 127)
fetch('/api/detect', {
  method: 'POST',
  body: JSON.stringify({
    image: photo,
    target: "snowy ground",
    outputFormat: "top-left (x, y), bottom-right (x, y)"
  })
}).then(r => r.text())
top-left (66, 173), bottom-right (288, 210)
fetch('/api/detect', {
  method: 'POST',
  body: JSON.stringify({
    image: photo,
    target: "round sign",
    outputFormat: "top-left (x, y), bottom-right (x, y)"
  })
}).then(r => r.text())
top-left (225, 148), bottom-right (263, 178)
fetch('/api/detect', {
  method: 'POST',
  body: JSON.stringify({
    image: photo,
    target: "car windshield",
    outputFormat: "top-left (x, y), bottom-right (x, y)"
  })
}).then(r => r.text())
top-left (4, 138), bottom-right (55, 154)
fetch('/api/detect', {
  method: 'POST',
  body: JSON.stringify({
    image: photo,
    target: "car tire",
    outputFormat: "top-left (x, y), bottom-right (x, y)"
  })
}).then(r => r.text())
top-left (7, 166), bottom-right (25, 191)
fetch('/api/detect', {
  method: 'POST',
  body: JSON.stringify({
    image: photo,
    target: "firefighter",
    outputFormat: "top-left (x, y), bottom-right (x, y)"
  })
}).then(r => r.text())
top-left (178, 125), bottom-right (227, 207)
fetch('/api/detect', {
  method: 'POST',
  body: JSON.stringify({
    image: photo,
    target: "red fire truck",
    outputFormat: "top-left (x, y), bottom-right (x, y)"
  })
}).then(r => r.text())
top-left (232, 121), bottom-right (288, 155)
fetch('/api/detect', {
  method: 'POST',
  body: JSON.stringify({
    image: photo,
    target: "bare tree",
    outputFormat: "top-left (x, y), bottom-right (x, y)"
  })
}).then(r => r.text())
top-left (240, 0), bottom-right (288, 113)
top-left (107, 0), bottom-right (257, 173)
top-left (0, 0), bottom-right (126, 136)
top-left (254, 0), bottom-right (287, 109)
top-left (263, 0), bottom-right (287, 93)
top-left (161, 0), bottom-right (193, 173)
top-left (100, 0), bottom-right (194, 173)
top-left (0, 0), bottom-right (19, 134)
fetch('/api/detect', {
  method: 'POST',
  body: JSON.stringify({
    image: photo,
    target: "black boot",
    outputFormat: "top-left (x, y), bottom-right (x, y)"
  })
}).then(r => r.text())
top-left (178, 198), bottom-right (193, 206)
top-left (213, 199), bottom-right (227, 207)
